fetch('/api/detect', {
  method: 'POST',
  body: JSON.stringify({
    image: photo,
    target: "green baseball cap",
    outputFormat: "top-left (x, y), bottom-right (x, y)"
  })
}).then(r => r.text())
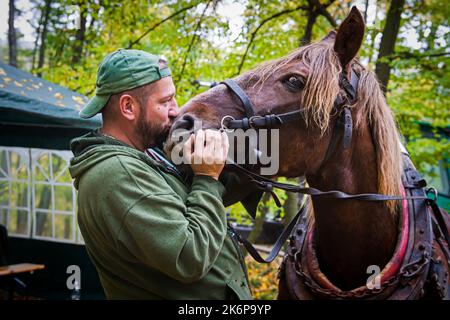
top-left (80, 49), bottom-right (171, 119)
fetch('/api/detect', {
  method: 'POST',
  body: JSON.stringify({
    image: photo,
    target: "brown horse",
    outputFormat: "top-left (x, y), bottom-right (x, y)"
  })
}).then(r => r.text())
top-left (168, 7), bottom-right (450, 299)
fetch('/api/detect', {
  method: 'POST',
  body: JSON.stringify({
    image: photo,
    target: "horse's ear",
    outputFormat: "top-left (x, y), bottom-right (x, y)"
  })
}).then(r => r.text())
top-left (334, 6), bottom-right (365, 69)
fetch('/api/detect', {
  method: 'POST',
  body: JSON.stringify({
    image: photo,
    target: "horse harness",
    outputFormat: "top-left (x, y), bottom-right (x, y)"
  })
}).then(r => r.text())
top-left (277, 152), bottom-right (450, 300)
top-left (219, 71), bottom-right (357, 160)
top-left (217, 72), bottom-right (450, 299)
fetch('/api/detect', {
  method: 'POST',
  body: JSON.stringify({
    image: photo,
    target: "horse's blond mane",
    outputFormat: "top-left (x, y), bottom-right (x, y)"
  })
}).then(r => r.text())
top-left (250, 40), bottom-right (403, 214)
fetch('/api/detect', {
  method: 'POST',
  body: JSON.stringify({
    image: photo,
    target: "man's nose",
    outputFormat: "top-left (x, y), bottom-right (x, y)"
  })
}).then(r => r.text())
top-left (169, 105), bottom-right (180, 118)
top-left (171, 114), bottom-right (196, 131)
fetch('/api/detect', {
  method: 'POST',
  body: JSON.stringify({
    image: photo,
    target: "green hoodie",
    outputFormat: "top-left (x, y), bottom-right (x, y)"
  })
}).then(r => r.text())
top-left (69, 131), bottom-right (251, 300)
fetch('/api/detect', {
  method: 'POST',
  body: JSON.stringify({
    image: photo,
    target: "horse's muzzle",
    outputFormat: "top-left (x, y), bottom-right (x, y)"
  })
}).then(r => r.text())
top-left (171, 114), bottom-right (196, 132)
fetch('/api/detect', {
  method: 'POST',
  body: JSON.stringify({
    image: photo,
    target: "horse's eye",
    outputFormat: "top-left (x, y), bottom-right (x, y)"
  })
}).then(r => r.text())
top-left (284, 75), bottom-right (304, 91)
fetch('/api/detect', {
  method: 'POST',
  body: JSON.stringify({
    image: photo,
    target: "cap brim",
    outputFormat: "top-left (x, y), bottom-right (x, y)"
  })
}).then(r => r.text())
top-left (79, 94), bottom-right (110, 119)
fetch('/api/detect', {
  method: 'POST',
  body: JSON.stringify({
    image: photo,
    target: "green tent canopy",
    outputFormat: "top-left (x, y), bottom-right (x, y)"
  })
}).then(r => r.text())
top-left (0, 61), bottom-right (101, 150)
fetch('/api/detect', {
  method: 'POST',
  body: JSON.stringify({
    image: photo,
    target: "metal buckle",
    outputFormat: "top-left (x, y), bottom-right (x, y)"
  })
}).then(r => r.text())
top-left (426, 187), bottom-right (438, 202)
top-left (220, 115), bottom-right (235, 133)
top-left (248, 115), bottom-right (263, 129)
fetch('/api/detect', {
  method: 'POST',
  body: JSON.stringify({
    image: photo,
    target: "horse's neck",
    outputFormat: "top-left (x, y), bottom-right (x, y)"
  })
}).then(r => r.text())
top-left (306, 123), bottom-right (398, 290)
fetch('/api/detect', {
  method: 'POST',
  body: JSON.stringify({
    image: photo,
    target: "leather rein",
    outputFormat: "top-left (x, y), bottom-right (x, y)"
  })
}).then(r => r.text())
top-left (217, 72), bottom-right (449, 264)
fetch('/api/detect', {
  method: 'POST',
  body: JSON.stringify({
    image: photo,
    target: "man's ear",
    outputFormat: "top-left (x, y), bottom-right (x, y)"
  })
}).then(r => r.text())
top-left (118, 94), bottom-right (139, 121)
top-left (334, 6), bottom-right (365, 70)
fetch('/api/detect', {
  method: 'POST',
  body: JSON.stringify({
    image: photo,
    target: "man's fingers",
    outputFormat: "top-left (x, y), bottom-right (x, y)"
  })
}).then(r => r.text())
top-left (211, 131), bottom-right (221, 164)
top-left (204, 130), bottom-right (217, 164)
top-left (189, 129), bottom-right (228, 166)
top-left (188, 129), bottom-right (227, 180)
top-left (193, 129), bottom-right (205, 164)
top-left (221, 131), bottom-right (229, 162)
top-left (183, 134), bottom-right (194, 164)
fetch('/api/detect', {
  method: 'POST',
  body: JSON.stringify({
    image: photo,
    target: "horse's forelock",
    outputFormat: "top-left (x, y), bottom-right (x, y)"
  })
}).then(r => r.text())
top-left (249, 41), bottom-right (341, 133)
top-left (249, 40), bottom-right (402, 215)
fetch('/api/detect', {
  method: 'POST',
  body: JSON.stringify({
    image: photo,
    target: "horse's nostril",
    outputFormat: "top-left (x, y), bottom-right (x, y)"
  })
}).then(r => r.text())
top-left (172, 114), bottom-right (195, 131)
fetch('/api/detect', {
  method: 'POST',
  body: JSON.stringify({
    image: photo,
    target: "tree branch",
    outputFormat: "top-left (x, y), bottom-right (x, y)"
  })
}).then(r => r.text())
top-left (299, 0), bottom-right (336, 46)
top-left (37, 0), bottom-right (52, 77)
top-left (319, 6), bottom-right (337, 28)
top-left (375, 0), bottom-right (406, 93)
top-left (324, 0), bottom-right (336, 8)
top-left (127, 2), bottom-right (201, 49)
top-left (8, 0), bottom-right (18, 67)
top-left (387, 51), bottom-right (450, 61)
top-left (237, 4), bottom-right (308, 75)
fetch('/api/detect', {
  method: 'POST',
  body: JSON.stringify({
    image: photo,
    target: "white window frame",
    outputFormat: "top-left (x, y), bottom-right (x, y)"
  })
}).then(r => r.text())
top-left (0, 147), bottom-right (31, 238)
top-left (0, 146), bottom-right (84, 245)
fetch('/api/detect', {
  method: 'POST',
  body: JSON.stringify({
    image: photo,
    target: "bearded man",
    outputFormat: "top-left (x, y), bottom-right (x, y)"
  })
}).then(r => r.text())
top-left (69, 49), bottom-right (251, 300)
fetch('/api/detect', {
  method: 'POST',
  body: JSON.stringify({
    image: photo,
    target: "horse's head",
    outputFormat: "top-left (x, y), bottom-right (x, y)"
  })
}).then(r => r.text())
top-left (168, 7), bottom-right (366, 178)
top-left (168, 7), bottom-right (401, 203)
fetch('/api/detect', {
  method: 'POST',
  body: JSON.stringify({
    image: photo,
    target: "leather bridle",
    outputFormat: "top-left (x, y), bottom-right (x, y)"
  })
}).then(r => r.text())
top-left (219, 70), bottom-right (359, 166)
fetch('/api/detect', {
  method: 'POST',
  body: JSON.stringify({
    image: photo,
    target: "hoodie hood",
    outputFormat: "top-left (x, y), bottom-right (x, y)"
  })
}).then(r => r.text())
top-left (69, 131), bottom-right (158, 189)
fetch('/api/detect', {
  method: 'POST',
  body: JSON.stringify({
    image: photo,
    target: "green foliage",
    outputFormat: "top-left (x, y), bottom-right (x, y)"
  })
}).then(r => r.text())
top-left (246, 255), bottom-right (281, 300)
top-left (386, 0), bottom-right (449, 174)
top-left (7, 0), bottom-right (449, 221)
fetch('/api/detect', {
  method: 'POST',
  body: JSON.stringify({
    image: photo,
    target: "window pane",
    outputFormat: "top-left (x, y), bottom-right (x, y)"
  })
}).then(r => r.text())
top-left (10, 182), bottom-right (28, 208)
top-left (55, 167), bottom-right (72, 183)
top-left (9, 152), bottom-right (19, 177)
top-left (35, 211), bottom-right (52, 237)
top-left (55, 214), bottom-right (73, 241)
top-left (8, 209), bottom-right (28, 235)
top-left (9, 151), bottom-right (28, 180)
top-left (52, 156), bottom-right (66, 181)
top-left (0, 180), bottom-right (8, 205)
top-left (0, 208), bottom-right (7, 226)
top-left (54, 186), bottom-right (73, 212)
top-left (35, 153), bottom-right (51, 182)
top-left (16, 161), bottom-right (29, 181)
top-left (34, 184), bottom-right (52, 210)
top-left (77, 226), bottom-right (84, 244)
top-left (0, 150), bottom-right (8, 178)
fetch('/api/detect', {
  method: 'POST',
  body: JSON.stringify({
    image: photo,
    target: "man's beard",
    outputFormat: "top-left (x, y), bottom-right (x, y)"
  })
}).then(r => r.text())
top-left (136, 112), bottom-right (171, 150)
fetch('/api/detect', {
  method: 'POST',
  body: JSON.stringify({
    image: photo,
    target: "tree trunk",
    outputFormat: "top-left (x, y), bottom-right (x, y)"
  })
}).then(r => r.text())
top-left (426, 23), bottom-right (437, 51)
top-left (247, 193), bottom-right (270, 243)
top-left (299, 10), bottom-right (318, 46)
top-left (363, 0), bottom-right (369, 22)
top-left (282, 191), bottom-right (298, 227)
top-left (72, 1), bottom-right (88, 64)
top-left (37, 0), bottom-right (52, 77)
top-left (8, 0), bottom-right (17, 67)
top-left (375, 0), bottom-right (405, 93)
top-left (299, 0), bottom-right (336, 46)
top-left (32, 21), bottom-right (42, 70)
top-left (367, 0), bottom-right (379, 65)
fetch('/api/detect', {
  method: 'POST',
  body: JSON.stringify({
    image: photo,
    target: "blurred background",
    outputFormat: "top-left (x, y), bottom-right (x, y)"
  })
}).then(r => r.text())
top-left (0, 0), bottom-right (448, 300)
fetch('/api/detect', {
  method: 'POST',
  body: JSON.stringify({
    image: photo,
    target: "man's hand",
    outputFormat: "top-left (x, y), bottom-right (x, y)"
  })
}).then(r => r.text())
top-left (183, 129), bottom-right (229, 180)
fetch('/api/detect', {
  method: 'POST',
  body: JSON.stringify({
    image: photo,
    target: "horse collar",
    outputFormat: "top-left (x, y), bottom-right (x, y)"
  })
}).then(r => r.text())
top-left (280, 153), bottom-right (450, 299)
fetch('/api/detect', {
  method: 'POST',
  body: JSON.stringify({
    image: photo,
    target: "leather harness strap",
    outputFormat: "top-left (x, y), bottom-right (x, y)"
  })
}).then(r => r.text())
top-left (228, 158), bottom-right (435, 202)
top-left (220, 69), bottom-right (449, 267)
top-left (231, 203), bottom-right (309, 263)
top-left (220, 79), bottom-right (255, 118)
top-left (226, 110), bottom-right (302, 130)
top-left (220, 70), bottom-right (357, 174)
top-left (226, 155), bottom-right (446, 265)
top-left (279, 152), bottom-right (449, 300)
